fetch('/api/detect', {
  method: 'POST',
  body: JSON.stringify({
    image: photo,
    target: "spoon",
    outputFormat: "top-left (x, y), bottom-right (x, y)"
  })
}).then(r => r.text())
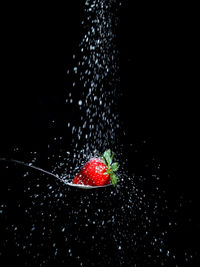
top-left (0, 158), bottom-right (112, 189)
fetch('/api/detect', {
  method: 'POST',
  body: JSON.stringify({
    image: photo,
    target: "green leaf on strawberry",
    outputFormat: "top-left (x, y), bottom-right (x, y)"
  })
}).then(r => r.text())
top-left (103, 149), bottom-right (112, 166)
top-left (101, 149), bottom-right (119, 187)
top-left (111, 162), bottom-right (119, 171)
top-left (110, 173), bottom-right (118, 186)
top-left (111, 152), bottom-right (115, 162)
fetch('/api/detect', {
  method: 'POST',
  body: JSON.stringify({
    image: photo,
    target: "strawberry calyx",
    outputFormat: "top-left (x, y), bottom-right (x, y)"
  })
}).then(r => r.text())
top-left (100, 149), bottom-right (119, 187)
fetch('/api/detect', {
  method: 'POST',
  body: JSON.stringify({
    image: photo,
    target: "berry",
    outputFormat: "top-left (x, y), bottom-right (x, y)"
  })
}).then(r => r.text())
top-left (72, 149), bottom-right (119, 186)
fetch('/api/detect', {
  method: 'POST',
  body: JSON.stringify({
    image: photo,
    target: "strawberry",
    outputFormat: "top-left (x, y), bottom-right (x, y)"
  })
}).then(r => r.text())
top-left (72, 149), bottom-right (119, 186)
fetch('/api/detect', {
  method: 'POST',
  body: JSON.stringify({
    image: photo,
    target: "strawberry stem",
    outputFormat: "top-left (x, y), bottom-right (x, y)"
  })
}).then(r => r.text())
top-left (101, 149), bottom-right (119, 187)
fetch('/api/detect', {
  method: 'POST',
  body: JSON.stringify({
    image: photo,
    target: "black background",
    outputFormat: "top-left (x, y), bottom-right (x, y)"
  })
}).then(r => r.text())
top-left (0, 1), bottom-right (199, 264)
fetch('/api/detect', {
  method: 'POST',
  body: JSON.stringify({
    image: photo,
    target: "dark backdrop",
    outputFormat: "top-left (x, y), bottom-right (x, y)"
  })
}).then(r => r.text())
top-left (0, 1), bottom-right (199, 265)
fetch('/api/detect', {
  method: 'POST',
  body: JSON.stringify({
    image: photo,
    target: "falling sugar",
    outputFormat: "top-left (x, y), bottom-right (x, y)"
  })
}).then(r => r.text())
top-left (66, 0), bottom-right (121, 157)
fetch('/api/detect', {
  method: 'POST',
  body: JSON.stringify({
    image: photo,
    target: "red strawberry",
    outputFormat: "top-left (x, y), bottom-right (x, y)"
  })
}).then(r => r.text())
top-left (72, 149), bottom-right (119, 186)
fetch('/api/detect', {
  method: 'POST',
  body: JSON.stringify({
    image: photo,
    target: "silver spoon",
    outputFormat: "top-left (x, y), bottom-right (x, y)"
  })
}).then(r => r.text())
top-left (0, 158), bottom-right (112, 189)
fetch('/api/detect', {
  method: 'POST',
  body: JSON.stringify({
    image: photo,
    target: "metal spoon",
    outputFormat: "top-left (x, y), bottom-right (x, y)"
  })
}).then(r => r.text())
top-left (0, 158), bottom-right (112, 189)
